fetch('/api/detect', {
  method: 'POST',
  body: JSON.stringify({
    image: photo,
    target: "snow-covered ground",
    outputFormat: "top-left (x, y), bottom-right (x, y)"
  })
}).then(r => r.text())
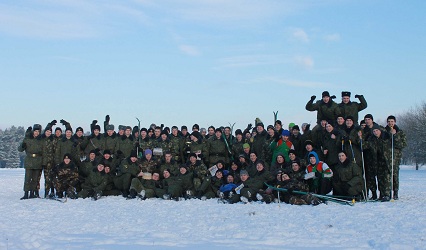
top-left (1, 166), bottom-right (425, 250)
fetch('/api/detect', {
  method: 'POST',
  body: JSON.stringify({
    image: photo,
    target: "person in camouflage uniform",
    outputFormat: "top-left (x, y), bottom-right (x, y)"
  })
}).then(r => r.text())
top-left (55, 120), bottom-right (77, 165)
top-left (228, 169), bottom-right (264, 204)
top-left (116, 126), bottom-right (137, 162)
top-left (365, 124), bottom-right (400, 201)
top-left (208, 128), bottom-right (229, 167)
top-left (73, 126), bottom-right (88, 164)
top-left (101, 150), bottom-right (117, 174)
top-left (18, 124), bottom-right (44, 199)
top-left (84, 121), bottom-right (103, 156)
top-left (129, 170), bottom-right (162, 199)
top-left (114, 150), bottom-right (140, 197)
top-left (157, 151), bottom-right (178, 176)
top-left (51, 153), bottom-right (79, 199)
top-left (251, 122), bottom-right (268, 161)
top-left (332, 151), bottom-right (364, 198)
top-left (139, 149), bottom-right (159, 175)
top-left (270, 171), bottom-right (320, 205)
top-left (186, 153), bottom-right (209, 197)
top-left (102, 164), bottom-right (122, 197)
top-left (79, 150), bottom-right (98, 191)
top-left (321, 122), bottom-right (340, 172)
top-left (385, 115), bottom-right (407, 200)
top-left (39, 120), bottom-right (57, 198)
top-left (362, 114), bottom-right (383, 200)
top-left (153, 130), bottom-right (173, 160)
top-left (161, 168), bottom-right (185, 200)
top-left (339, 116), bottom-right (363, 168)
top-left (338, 91), bottom-right (368, 125)
top-left (102, 123), bottom-right (118, 157)
top-left (78, 162), bottom-right (108, 199)
top-left (305, 91), bottom-right (341, 127)
top-left (169, 126), bottom-right (181, 162)
top-left (231, 129), bottom-right (245, 162)
top-left (188, 131), bottom-right (208, 164)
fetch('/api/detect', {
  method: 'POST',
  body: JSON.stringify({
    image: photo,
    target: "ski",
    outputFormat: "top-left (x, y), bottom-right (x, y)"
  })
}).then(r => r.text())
top-left (49, 196), bottom-right (67, 203)
top-left (264, 183), bottom-right (355, 206)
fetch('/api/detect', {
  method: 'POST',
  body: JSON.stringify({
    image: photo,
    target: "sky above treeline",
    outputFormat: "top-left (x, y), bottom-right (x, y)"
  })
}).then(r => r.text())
top-left (1, 0), bottom-right (425, 132)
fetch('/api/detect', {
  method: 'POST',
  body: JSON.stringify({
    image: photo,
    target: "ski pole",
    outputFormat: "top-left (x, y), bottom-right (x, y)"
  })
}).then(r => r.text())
top-left (391, 132), bottom-right (394, 201)
top-left (348, 140), bottom-right (356, 164)
top-left (360, 138), bottom-right (368, 202)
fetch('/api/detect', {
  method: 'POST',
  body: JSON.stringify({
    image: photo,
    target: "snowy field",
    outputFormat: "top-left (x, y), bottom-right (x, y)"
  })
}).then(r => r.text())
top-left (1, 166), bottom-right (425, 250)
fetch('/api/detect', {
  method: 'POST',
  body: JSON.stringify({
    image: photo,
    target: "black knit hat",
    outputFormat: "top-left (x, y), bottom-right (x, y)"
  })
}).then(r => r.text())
top-left (192, 124), bottom-right (199, 130)
top-left (235, 129), bottom-right (243, 136)
top-left (94, 125), bottom-right (101, 131)
top-left (76, 127), bottom-right (84, 133)
top-left (322, 91), bottom-right (330, 97)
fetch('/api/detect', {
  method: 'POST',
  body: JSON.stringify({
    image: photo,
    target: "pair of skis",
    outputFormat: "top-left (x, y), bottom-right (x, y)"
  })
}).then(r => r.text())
top-left (264, 183), bottom-right (355, 206)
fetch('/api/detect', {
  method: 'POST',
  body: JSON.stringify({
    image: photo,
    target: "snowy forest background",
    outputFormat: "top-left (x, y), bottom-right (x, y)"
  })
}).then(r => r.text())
top-left (1, 102), bottom-right (425, 169)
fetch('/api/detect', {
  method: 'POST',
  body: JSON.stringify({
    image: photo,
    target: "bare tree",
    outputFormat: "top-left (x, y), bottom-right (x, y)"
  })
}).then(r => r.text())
top-left (398, 102), bottom-right (426, 170)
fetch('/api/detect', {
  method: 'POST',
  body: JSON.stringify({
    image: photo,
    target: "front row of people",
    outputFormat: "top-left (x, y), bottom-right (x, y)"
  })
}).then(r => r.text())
top-left (46, 147), bottom-right (365, 205)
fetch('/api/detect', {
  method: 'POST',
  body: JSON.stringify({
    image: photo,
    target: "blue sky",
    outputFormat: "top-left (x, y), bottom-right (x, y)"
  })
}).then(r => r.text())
top-left (1, 0), bottom-right (425, 132)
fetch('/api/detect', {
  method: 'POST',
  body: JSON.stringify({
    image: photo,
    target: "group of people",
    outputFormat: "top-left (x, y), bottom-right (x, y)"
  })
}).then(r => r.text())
top-left (18, 90), bottom-right (407, 204)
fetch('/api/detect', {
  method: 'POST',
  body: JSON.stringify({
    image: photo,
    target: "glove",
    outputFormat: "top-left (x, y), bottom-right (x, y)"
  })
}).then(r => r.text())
top-left (355, 94), bottom-right (361, 98)
top-left (26, 126), bottom-right (32, 132)
top-left (51, 120), bottom-right (57, 126)
top-left (330, 95), bottom-right (336, 99)
top-left (60, 119), bottom-right (67, 125)
top-left (21, 142), bottom-right (27, 149)
top-left (105, 115), bottom-right (110, 122)
top-left (246, 123), bottom-right (252, 131)
top-left (315, 172), bottom-right (322, 178)
top-left (305, 124), bottom-right (311, 131)
top-left (287, 187), bottom-right (294, 194)
top-left (310, 95), bottom-right (316, 101)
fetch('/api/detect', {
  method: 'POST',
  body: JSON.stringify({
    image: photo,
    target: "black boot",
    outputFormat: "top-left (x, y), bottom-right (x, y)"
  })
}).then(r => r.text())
top-left (44, 190), bottom-right (49, 198)
top-left (29, 191), bottom-right (36, 199)
top-left (128, 189), bottom-right (137, 199)
top-left (393, 190), bottom-right (399, 200)
top-left (35, 190), bottom-right (40, 198)
top-left (20, 192), bottom-right (29, 200)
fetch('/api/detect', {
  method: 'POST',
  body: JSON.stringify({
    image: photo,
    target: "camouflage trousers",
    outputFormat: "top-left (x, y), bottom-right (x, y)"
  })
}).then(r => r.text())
top-left (23, 169), bottom-right (41, 192)
top-left (391, 159), bottom-right (401, 191)
top-left (37, 163), bottom-right (54, 191)
top-left (53, 178), bottom-right (78, 194)
top-left (129, 178), bottom-right (156, 198)
top-left (377, 161), bottom-right (391, 198)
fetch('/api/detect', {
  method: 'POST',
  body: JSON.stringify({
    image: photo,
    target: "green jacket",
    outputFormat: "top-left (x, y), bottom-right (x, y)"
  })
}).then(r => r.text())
top-left (306, 99), bottom-right (341, 125)
top-left (333, 158), bottom-right (363, 191)
top-left (117, 135), bottom-right (136, 159)
top-left (18, 133), bottom-right (43, 170)
top-left (117, 157), bottom-right (140, 178)
top-left (338, 95), bottom-right (368, 124)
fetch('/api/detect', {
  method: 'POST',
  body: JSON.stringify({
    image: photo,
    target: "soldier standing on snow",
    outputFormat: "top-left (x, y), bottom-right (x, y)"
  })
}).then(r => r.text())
top-left (18, 124), bottom-right (43, 200)
top-left (384, 115), bottom-right (407, 200)
top-left (338, 91), bottom-right (368, 125)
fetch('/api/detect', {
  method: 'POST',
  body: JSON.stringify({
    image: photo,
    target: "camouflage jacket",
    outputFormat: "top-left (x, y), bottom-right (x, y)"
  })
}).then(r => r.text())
top-left (51, 161), bottom-right (79, 186)
top-left (41, 134), bottom-right (55, 166)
